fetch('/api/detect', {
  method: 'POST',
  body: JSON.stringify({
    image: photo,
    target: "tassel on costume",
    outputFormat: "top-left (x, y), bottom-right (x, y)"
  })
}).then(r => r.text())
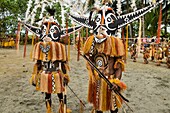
top-left (58, 102), bottom-right (64, 113)
top-left (29, 63), bottom-right (38, 86)
top-left (32, 41), bottom-right (67, 62)
top-left (110, 78), bottom-right (127, 108)
top-left (46, 100), bottom-right (51, 113)
top-left (29, 63), bottom-right (41, 90)
top-left (114, 59), bottom-right (125, 72)
top-left (46, 102), bottom-right (51, 113)
top-left (115, 94), bottom-right (123, 108)
top-left (83, 35), bottom-right (125, 57)
top-left (58, 101), bottom-right (72, 113)
top-left (110, 78), bottom-right (127, 90)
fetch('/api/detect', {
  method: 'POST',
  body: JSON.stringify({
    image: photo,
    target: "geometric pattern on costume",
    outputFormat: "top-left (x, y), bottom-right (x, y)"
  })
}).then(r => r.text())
top-left (69, 0), bottom-right (163, 112)
top-left (39, 71), bottom-right (64, 94)
top-left (23, 9), bottom-right (79, 112)
top-left (30, 41), bottom-right (69, 94)
top-left (31, 70), bottom-right (64, 94)
top-left (32, 41), bottom-right (67, 62)
top-left (84, 35), bottom-right (125, 111)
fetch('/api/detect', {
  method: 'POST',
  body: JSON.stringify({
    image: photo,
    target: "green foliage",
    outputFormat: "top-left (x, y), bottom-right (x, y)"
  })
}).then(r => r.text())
top-left (0, 0), bottom-right (169, 40)
top-left (144, 8), bottom-right (159, 36)
top-left (53, 2), bottom-right (62, 24)
top-left (0, 0), bottom-right (28, 36)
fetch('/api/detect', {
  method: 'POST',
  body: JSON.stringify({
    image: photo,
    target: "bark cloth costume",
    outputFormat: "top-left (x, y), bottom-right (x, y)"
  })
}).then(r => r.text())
top-left (21, 9), bottom-right (81, 113)
top-left (69, 0), bottom-right (163, 112)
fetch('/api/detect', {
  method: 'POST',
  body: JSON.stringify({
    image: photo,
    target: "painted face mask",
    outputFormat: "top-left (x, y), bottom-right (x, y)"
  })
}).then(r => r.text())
top-left (39, 21), bottom-right (61, 42)
top-left (91, 6), bottom-right (118, 41)
top-left (69, 0), bottom-right (163, 42)
top-left (23, 16), bottom-right (82, 42)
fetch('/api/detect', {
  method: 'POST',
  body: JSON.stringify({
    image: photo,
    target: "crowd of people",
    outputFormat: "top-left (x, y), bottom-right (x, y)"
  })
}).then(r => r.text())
top-left (129, 39), bottom-right (170, 68)
top-left (0, 35), bottom-right (15, 48)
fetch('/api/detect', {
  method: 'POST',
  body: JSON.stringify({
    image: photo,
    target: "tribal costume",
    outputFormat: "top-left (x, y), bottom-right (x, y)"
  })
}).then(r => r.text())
top-left (31, 41), bottom-right (69, 113)
top-left (22, 9), bottom-right (81, 113)
top-left (164, 41), bottom-right (170, 68)
top-left (155, 44), bottom-right (163, 66)
top-left (31, 41), bottom-right (68, 94)
top-left (130, 44), bottom-right (137, 62)
top-left (150, 43), bottom-right (156, 61)
top-left (69, 0), bottom-right (163, 112)
top-left (143, 47), bottom-right (150, 64)
top-left (83, 35), bottom-right (126, 112)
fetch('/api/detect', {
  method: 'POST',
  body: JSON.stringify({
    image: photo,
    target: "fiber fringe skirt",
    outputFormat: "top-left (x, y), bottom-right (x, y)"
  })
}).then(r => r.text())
top-left (30, 70), bottom-right (64, 94)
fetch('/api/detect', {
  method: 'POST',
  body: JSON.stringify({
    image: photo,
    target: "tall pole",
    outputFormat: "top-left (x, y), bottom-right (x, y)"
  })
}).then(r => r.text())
top-left (23, 30), bottom-right (28, 58)
top-left (141, 0), bottom-right (145, 39)
top-left (16, 21), bottom-right (21, 51)
top-left (156, 3), bottom-right (162, 44)
top-left (164, 0), bottom-right (168, 39)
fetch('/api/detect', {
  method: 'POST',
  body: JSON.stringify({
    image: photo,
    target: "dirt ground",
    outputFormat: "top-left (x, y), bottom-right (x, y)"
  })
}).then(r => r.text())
top-left (0, 45), bottom-right (170, 113)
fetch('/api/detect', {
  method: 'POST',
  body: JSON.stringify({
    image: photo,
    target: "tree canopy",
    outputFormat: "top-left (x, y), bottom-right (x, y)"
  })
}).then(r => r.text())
top-left (0, 0), bottom-right (28, 36)
top-left (0, 0), bottom-right (169, 39)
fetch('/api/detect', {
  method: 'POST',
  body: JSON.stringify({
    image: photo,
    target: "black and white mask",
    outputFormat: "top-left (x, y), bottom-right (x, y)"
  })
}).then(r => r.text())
top-left (69, 0), bottom-right (163, 38)
top-left (23, 17), bottom-right (82, 42)
top-left (40, 22), bottom-right (61, 42)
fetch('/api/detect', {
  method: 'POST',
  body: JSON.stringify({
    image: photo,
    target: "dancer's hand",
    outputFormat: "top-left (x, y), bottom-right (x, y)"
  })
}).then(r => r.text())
top-left (63, 74), bottom-right (70, 85)
top-left (64, 78), bottom-right (69, 85)
top-left (111, 83), bottom-right (120, 91)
